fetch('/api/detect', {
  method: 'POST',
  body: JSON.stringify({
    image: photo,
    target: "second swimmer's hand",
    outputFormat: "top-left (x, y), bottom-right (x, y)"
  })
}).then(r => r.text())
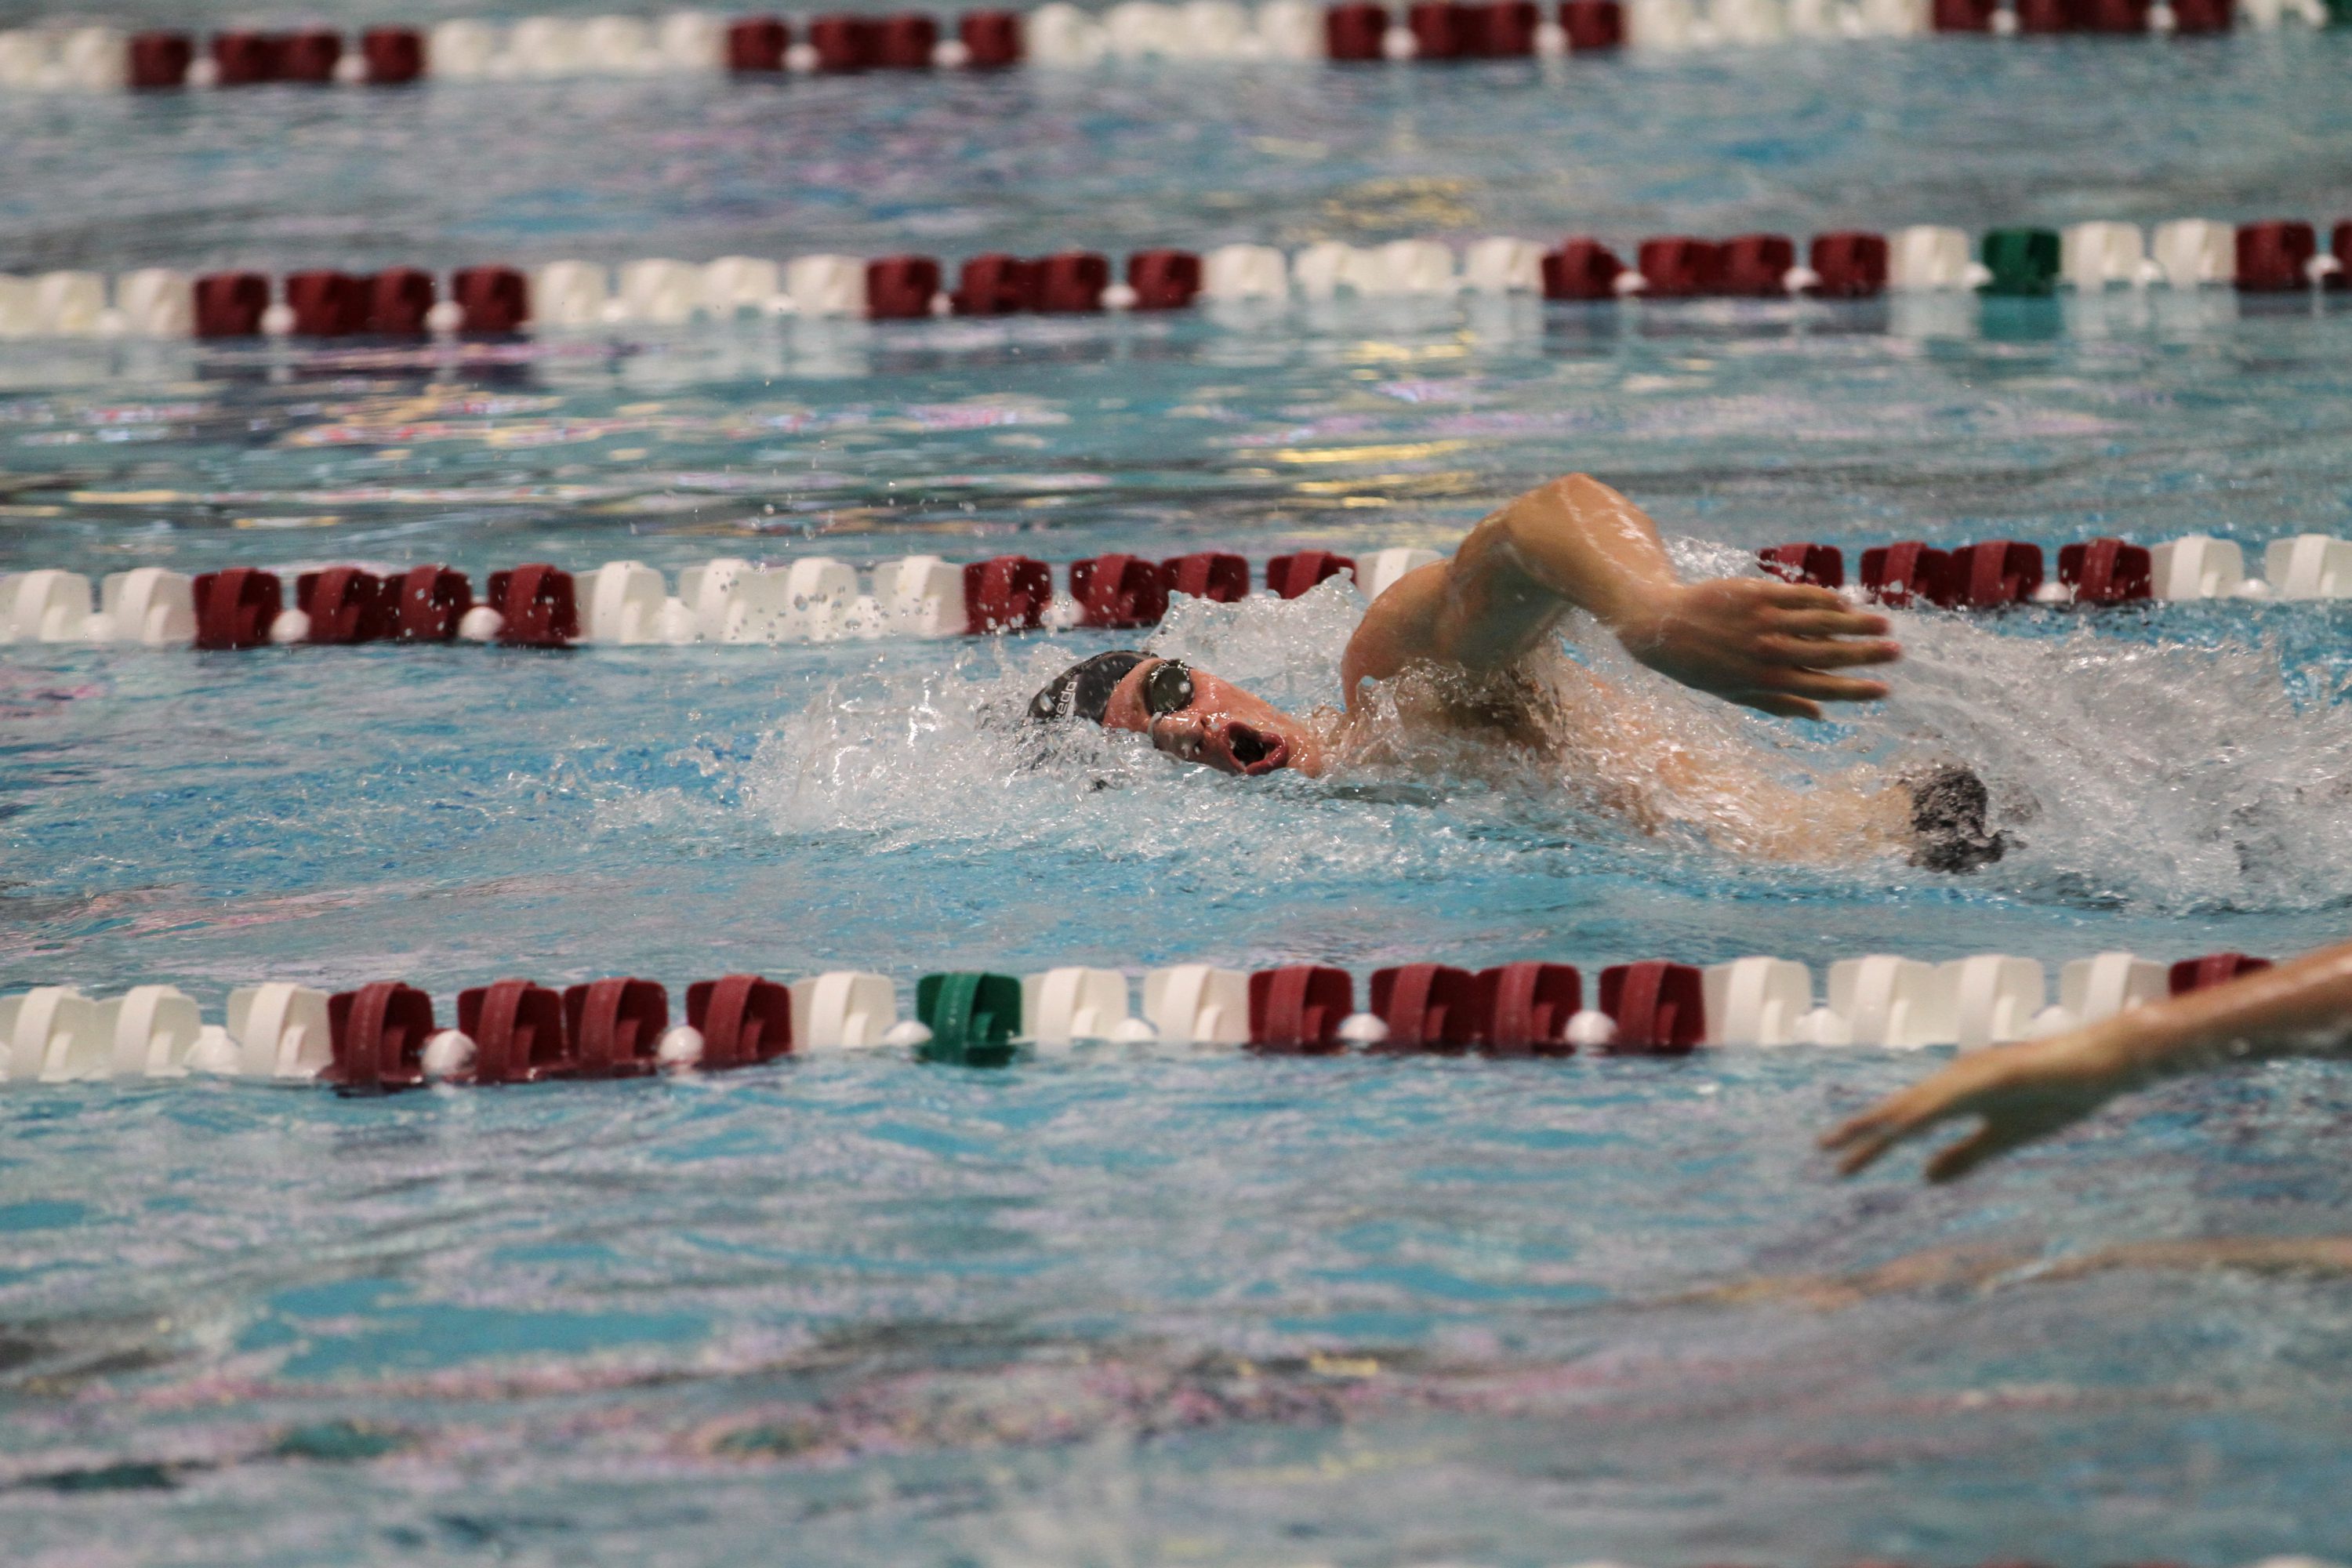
top-left (1820, 1030), bottom-right (2132, 1182)
top-left (1613, 579), bottom-right (1900, 720)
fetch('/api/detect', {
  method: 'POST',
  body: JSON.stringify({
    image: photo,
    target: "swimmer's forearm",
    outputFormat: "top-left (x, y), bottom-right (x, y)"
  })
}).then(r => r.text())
top-left (2081, 939), bottom-right (2352, 1090)
top-left (1476, 474), bottom-right (1680, 631)
top-left (1345, 474), bottom-right (1678, 691)
top-left (1827, 940), bottom-right (2352, 1183)
top-left (1396, 475), bottom-right (1681, 675)
top-left (1346, 473), bottom-right (1895, 719)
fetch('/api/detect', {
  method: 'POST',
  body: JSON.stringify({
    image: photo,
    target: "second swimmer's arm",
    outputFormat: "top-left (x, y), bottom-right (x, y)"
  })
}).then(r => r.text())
top-left (1824, 938), bottom-right (2352, 1181)
top-left (1340, 474), bottom-right (1900, 719)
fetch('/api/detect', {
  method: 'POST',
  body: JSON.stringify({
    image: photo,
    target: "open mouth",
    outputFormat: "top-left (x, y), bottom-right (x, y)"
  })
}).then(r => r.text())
top-left (1223, 724), bottom-right (1290, 775)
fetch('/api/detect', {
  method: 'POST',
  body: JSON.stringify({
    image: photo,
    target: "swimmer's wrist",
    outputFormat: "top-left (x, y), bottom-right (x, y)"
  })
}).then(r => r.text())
top-left (1602, 582), bottom-right (1690, 662)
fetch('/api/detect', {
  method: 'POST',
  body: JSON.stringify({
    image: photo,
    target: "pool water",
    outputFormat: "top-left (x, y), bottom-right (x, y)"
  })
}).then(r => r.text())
top-left (9, 21), bottom-right (2352, 1566)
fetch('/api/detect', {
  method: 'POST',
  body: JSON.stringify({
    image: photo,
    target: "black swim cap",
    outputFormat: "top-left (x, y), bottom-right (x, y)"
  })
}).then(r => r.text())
top-left (1029, 649), bottom-right (1149, 724)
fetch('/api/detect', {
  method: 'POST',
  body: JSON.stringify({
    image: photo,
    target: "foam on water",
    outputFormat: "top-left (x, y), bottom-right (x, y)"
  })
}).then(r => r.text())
top-left (1886, 608), bottom-right (2352, 913)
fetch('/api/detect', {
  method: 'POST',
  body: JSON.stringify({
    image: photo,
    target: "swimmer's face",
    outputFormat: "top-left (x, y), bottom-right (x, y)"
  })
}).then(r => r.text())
top-left (1100, 657), bottom-right (1322, 777)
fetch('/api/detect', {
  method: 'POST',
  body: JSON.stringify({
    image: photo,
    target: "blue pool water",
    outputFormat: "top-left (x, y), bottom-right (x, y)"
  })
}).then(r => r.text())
top-left (9, 23), bottom-right (2352, 1566)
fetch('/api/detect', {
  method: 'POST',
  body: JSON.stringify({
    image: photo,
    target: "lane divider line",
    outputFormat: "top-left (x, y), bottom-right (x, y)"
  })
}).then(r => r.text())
top-left (0, 949), bottom-right (2273, 1085)
top-left (5, 532), bottom-right (2344, 652)
top-left (5, 0), bottom-right (2328, 96)
top-left (6, 219), bottom-right (2342, 339)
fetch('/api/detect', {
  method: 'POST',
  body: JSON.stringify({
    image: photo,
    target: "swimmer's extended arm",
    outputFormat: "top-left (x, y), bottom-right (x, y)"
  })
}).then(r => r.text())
top-left (1340, 474), bottom-right (1900, 719)
top-left (1822, 938), bottom-right (2352, 1182)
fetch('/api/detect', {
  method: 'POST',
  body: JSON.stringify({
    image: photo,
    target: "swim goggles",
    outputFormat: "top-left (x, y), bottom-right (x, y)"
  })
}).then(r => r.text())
top-left (1140, 657), bottom-right (1196, 718)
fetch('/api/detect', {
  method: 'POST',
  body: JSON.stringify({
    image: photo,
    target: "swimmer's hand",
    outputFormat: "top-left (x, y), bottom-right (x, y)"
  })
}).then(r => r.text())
top-left (1820, 1028), bottom-right (2130, 1182)
top-left (1613, 579), bottom-right (1899, 721)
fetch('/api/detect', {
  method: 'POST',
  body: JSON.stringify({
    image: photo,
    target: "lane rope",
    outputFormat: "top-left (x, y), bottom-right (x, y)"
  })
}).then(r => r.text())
top-left (0, 949), bottom-right (2273, 1083)
top-left (1, 219), bottom-right (2340, 339)
top-left (3, 532), bottom-right (2344, 652)
top-left (0, 0), bottom-right (2314, 96)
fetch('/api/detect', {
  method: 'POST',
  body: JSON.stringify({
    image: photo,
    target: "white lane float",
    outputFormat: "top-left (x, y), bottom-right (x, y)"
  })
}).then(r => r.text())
top-left (1142, 965), bottom-right (1249, 1047)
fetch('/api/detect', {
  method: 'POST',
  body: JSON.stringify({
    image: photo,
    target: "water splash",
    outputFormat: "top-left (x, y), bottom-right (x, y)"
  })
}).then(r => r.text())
top-left (1882, 608), bottom-right (2352, 914)
top-left (743, 555), bottom-right (2352, 917)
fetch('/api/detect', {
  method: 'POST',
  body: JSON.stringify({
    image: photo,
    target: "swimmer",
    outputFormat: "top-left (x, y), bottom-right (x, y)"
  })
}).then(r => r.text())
top-left (1824, 935), bottom-right (2352, 1181)
top-left (1029, 473), bottom-right (2005, 869)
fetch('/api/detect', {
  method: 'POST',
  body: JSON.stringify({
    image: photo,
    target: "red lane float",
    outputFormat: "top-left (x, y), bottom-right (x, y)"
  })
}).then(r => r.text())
top-left (1637, 238), bottom-right (1723, 298)
top-left (277, 267), bottom-right (439, 336)
top-left (808, 15), bottom-right (873, 70)
top-left (1369, 964), bottom-right (1477, 1051)
top-left (2237, 222), bottom-right (2317, 293)
top-left (953, 254), bottom-right (1040, 315)
top-left (296, 568), bottom-right (395, 644)
top-left (1325, 2), bottom-right (1389, 59)
top-left (2015, 0), bottom-right (2079, 31)
top-left (866, 255), bottom-right (943, 319)
top-left (128, 31), bottom-right (194, 89)
top-left (2168, 953), bottom-right (2272, 995)
top-left (285, 270), bottom-right (367, 337)
top-left (1940, 540), bottom-right (2044, 609)
top-left (1759, 543), bottom-right (1844, 590)
top-left (2082, 0), bottom-right (2150, 30)
top-left (686, 975), bottom-right (795, 1067)
top-left (1470, 0), bottom-right (1541, 55)
top-left (728, 16), bottom-right (793, 70)
top-left (1559, 0), bottom-right (1625, 48)
top-left (1163, 551), bottom-right (1251, 602)
top-left (1720, 234), bottom-right (1797, 297)
top-left (193, 272), bottom-right (270, 339)
top-left (363, 27), bottom-right (426, 85)
top-left (1472, 962), bottom-right (1581, 1054)
top-left (325, 982), bottom-right (435, 1090)
top-left (1266, 551), bottom-right (1356, 599)
top-left (209, 31), bottom-right (281, 86)
top-left (2057, 538), bottom-right (2151, 604)
top-left (486, 564), bottom-right (580, 648)
top-left (397, 566), bottom-right (474, 641)
top-left (1409, 1), bottom-right (1469, 58)
top-left (1809, 232), bottom-right (1889, 298)
top-left (1128, 250), bottom-right (1203, 310)
top-left (1857, 540), bottom-right (2042, 609)
top-left (192, 568), bottom-right (283, 650)
top-left (1779, 536), bottom-right (2149, 608)
top-left (1932, 0), bottom-right (1998, 24)
top-left (964, 554), bottom-right (1052, 633)
top-left (1543, 239), bottom-right (1627, 300)
top-left (1599, 961), bottom-right (1704, 1054)
top-left (873, 13), bottom-right (940, 67)
top-left (1070, 554), bottom-right (1171, 629)
top-left (961, 10), bottom-right (1023, 65)
top-left (456, 979), bottom-right (571, 1084)
top-left (367, 268), bottom-right (438, 335)
top-left (453, 265), bottom-right (529, 332)
top-left (1247, 965), bottom-right (1352, 1053)
top-left (280, 29), bottom-right (345, 83)
top-left (564, 978), bottom-right (668, 1078)
top-left (1037, 252), bottom-right (1111, 313)
top-left (1859, 542), bottom-right (1952, 608)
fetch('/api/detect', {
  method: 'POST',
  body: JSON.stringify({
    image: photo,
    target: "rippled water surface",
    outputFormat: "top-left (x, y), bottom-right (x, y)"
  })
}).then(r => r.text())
top-left (8, 26), bottom-right (2352, 1568)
